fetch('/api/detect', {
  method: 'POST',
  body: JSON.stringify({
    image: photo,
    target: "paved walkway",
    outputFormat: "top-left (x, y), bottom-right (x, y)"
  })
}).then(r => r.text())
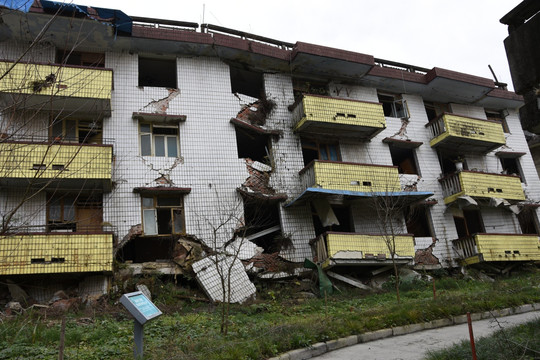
top-left (313, 310), bottom-right (540, 360)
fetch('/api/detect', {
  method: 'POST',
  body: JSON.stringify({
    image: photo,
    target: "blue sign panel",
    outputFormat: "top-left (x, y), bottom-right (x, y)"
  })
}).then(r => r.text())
top-left (129, 294), bottom-right (161, 318)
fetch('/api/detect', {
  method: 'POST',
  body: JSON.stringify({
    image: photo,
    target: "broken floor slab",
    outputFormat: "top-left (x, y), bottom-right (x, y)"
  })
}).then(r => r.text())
top-left (192, 255), bottom-right (256, 303)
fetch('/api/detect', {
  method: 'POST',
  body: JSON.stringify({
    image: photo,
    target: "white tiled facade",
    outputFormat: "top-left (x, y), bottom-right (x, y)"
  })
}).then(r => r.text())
top-left (1, 3), bottom-right (539, 292)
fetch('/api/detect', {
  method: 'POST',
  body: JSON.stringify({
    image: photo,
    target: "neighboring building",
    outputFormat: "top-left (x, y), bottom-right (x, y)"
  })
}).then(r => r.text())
top-left (0, 1), bottom-right (539, 301)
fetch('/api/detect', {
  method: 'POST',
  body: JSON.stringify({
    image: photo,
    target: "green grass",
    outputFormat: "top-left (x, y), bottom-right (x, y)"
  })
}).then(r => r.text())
top-left (0, 269), bottom-right (539, 360)
top-left (425, 317), bottom-right (540, 360)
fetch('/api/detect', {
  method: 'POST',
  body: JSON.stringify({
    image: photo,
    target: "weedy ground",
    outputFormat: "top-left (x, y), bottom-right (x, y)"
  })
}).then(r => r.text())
top-left (0, 266), bottom-right (539, 360)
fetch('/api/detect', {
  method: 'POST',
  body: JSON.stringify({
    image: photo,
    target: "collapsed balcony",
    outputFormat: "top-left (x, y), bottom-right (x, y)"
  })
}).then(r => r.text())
top-left (439, 170), bottom-right (525, 205)
top-left (453, 233), bottom-right (540, 265)
top-left (0, 233), bottom-right (113, 275)
top-left (292, 94), bottom-right (386, 140)
top-left (426, 113), bottom-right (506, 153)
top-left (0, 60), bottom-right (112, 115)
top-left (311, 232), bottom-right (415, 269)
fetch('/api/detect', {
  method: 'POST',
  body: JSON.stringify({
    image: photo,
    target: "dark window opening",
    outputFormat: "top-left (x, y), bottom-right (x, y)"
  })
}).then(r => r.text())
top-left (438, 152), bottom-right (467, 176)
top-left (235, 127), bottom-right (270, 163)
top-left (142, 195), bottom-right (184, 235)
top-left (517, 208), bottom-right (540, 235)
top-left (50, 118), bottom-right (102, 144)
top-left (500, 157), bottom-right (524, 182)
top-left (485, 109), bottom-right (510, 133)
top-left (424, 101), bottom-right (449, 123)
top-left (117, 236), bottom-right (176, 263)
top-left (389, 145), bottom-right (419, 175)
top-left (405, 205), bottom-right (433, 237)
top-left (301, 139), bottom-right (340, 166)
top-left (56, 49), bottom-right (105, 67)
top-left (242, 199), bottom-right (283, 253)
top-left (378, 93), bottom-right (408, 118)
top-left (311, 204), bottom-right (353, 236)
top-left (230, 66), bottom-right (264, 98)
top-left (47, 193), bottom-right (103, 232)
top-left (138, 57), bottom-right (177, 88)
top-left (454, 209), bottom-right (484, 238)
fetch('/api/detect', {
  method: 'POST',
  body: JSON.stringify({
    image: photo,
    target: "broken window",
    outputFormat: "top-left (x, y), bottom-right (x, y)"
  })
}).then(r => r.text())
top-left (50, 118), bottom-right (102, 144)
top-left (138, 57), bottom-right (177, 88)
top-left (56, 49), bottom-right (105, 67)
top-left (485, 109), bottom-right (510, 133)
top-left (311, 201), bottom-right (353, 236)
top-left (378, 93), bottom-right (409, 118)
top-left (139, 123), bottom-right (179, 157)
top-left (404, 205), bottom-right (433, 237)
top-left (235, 127), bottom-right (270, 163)
top-left (230, 66), bottom-right (264, 98)
top-left (500, 157), bottom-right (524, 182)
top-left (389, 145), bottom-right (419, 175)
top-left (141, 195), bottom-right (185, 235)
top-left (424, 101), bottom-right (449, 122)
top-left (47, 193), bottom-right (103, 232)
top-left (453, 209), bottom-right (484, 238)
top-left (517, 207), bottom-right (540, 235)
top-left (241, 198), bottom-right (283, 253)
top-left (438, 152), bottom-right (466, 176)
top-left (301, 139), bottom-right (340, 166)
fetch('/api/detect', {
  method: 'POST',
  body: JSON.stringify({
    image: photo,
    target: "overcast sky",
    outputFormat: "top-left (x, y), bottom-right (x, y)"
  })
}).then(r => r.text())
top-left (83, 0), bottom-right (521, 91)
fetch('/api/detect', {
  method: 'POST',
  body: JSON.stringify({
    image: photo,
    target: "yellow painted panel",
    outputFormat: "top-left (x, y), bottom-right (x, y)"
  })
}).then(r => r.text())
top-left (475, 234), bottom-right (540, 262)
top-left (313, 161), bottom-right (400, 192)
top-left (460, 172), bottom-right (524, 201)
top-left (0, 142), bottom-right (112, 180)
top-left (430, 114), bottom-right (505, 147)
top-left (295, 95), bottom-right (386, 130)
top-left (0, 61), bottom-right (112, 99)
top-left (0, 233), bottom-right (113, 275)
top-left (326, 233), bottom-right (415, 259)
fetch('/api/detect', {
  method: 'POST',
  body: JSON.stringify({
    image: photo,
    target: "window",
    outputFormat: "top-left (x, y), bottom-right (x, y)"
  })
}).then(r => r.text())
top-left (453, 209), bottom-right (484, 238)
top-left (141, 195), bottom-right (185, 235)
top-left (389, 145), bottom-right (419, 175)
top-left (56, 49), bottom-right (105, 67)
top-left (405, 205), bottom-right (433, 237)
top-left (140, 123), bottom-right (179, 157)
top-left (424, 101), bottom-right (449, 122)
top-left (378, 93), bottom-right (409, 118)
top-left (485, 109), bottom-right (510, 133)
top-left (230, 66), bottom-right (263, 98)
top-left (301, 139), bottom-right (340, 166)
top-left (138, 57), bottom-right (177, 88)
top-left (500, 157), bottom-right (524, 182)
top-left (517, 207), bottom-right (540, 235)
top-left (50, 118), bottom-right (102, 144)
top-left (47, 193), bottom-right (103, 232)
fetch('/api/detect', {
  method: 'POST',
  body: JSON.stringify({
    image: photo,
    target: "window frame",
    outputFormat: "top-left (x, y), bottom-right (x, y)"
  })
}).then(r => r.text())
top-left (139, 122), bottom-right (179, 158)
top-left (50, 118), bottom-right (102, 144)
top-left (301, 138), bottom-right (341, 166)
top-left (378, 93), bottom-right (409, 118)
top-left (141, 195), bottom-right (185, 236)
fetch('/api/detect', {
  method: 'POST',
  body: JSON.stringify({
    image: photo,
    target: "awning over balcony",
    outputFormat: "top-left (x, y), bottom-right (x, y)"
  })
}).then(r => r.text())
top-left (285, 187), bottom-right (434, 207)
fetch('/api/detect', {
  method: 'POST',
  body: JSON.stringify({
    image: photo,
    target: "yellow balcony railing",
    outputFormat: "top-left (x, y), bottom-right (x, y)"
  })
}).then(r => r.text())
top-left (0, 141), bottom-right (112, 189)
top-left (311, 232), bottom-right (415, 268)
top-left (0, 233), bottom-right (113, 275)
top-left (454, 233), bottom-right (540, 265)
top-left (300, 160), bottom-right (400, 193)
top-left (439, 170), bottom-right (524, 204)
top-left (0, 61), bottom-right (112, 112)
top-left (426, 113), bottom-right (505, 153)
top-left (292, 95), bottom-right (386, 139)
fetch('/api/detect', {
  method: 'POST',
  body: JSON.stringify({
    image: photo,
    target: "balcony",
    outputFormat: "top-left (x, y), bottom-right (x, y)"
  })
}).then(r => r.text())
top-left (0, 141), bottom-right (113, 191)
top-left (439, 170), bottom-right (525, 204)
top-left (0, 233), bottom-right (113, 275)
top-left (453, 234), bottom-right (540, 265)
top-left (292, 95), bottom-right (386, 139)
top-left (311, 232), bottom-right (415, 269)
top-left (426, 113), bottom-right (505, 153)
top-left (0, 61), bottom-right (112, 114)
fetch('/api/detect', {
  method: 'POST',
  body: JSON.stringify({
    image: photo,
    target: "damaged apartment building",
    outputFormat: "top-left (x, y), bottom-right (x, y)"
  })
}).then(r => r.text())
top-left (0, 1), bottom-right (540, 303)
